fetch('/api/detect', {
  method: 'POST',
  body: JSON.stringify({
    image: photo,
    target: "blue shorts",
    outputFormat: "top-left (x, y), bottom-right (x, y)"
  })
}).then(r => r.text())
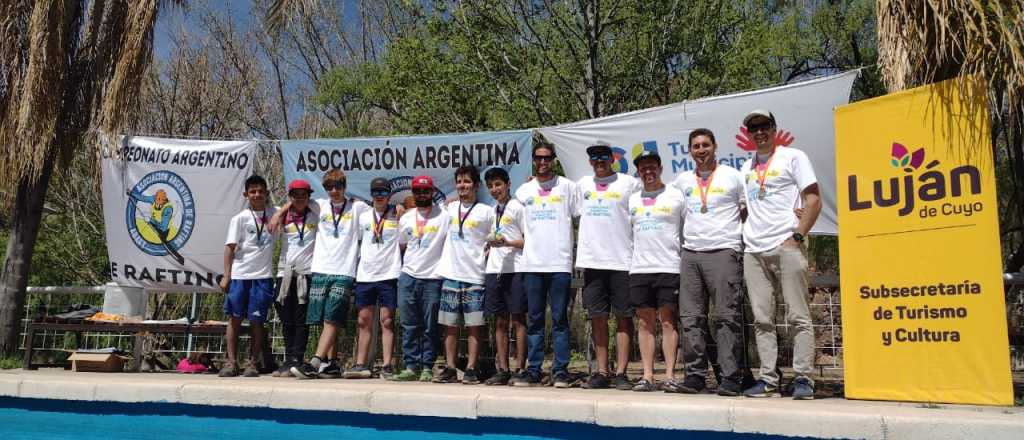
top-left (354, 279), bottom-right (398, 309)
top-left (224, 279), bottom-right (274, 324)
top-left (439, 279), bottom-right (485, 327)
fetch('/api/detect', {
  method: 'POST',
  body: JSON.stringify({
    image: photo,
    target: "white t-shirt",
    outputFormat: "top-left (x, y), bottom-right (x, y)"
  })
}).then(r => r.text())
top-left (310, 198), bottom-right (367, 277)
top-left (740, 147), bottom-right (818, 253)
top-left (628, 187), bottom-right (684, 274)
top-left (276, 203), bottom-right (320, 276)
top-left (225, 207), bottom-right (279, 280)
top-left (437, 200), bottom-right (495, 285)
top-left (399, 204), bottom-right (451, 279)
top-left (673, 165), bottom-right (745, 252)
top-left (514, 176), bottom-right (580, 273)
top-left (575, 173), bottom-right (640, 271)
top-left (485, 199), bottom-right (525, 274)
top-left (356, 205), bottom-right (403, 282)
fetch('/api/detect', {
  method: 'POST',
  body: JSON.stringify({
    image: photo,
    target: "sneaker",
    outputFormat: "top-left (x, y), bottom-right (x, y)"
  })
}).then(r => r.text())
top-left (271, 363), bottom-right (288, 377)
top-left (611, 373), bottom-right (633, 391)
top-left (380, 365), bottom-right (395, 380)
top-left (581, 372), bottom-right (610, 389)
top-left (291, 362), bottom-right (319, 380)
top-left (717, 378), bottom-right (743, 397)
top-left (318, 360), bottom-right (343, 379)
top-left (791, 377), bottom-right (815, 400)
top-left (677, 375), bottom-right (706, 394)
top-left (485, 370), bottom-right (511, 386)
top-left (552, 371), bottom-right (572, 389)
top-left (393, 368), bottom-right (420, 381)
top-left (433, 367), bottom-right (459, 383)
top-left (511, 371), bottom-right (542, 387)
top-left (743, 380), bottom-right (781, 398)
top-left (242, 359), bottom-right (260, 377)
top-left (632, 378), bottom-right (657, 392)
top-left (218, 362), bottom-right (237, 378)
top-left (462, 368), bottom-right (480, 385)
top-left (419, 369), bottom-right (433, 382)
top-left (343, 363), bottom-right (372, 379)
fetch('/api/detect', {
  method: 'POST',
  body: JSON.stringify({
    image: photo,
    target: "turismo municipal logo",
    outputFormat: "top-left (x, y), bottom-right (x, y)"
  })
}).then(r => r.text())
top-left (125, 171), bottom-right (195, 264)
top-left (611, 141), bottom-right (658, 174)
top-left (847, 142), bottom-right (982, 218)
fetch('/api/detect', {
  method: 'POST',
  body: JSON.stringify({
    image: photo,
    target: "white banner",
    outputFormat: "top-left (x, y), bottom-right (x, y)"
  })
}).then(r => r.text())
top-left (101, 137), bottom-right (257, 291)
top-left (538, 71), bottom-right (857, 234)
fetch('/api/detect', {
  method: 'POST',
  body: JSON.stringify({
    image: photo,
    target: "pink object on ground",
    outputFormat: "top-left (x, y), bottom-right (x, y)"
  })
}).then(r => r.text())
top-left (176, 358), bottom-right (207, 373)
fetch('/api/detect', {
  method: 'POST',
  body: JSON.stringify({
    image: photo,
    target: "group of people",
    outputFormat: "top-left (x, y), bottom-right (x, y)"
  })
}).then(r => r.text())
top-left (218, 109), bottom-right (822, 400)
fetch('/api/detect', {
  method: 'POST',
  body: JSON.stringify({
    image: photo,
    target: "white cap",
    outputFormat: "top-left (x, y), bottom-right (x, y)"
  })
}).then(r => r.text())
top-left (743, 109), bottom-right (776, 127)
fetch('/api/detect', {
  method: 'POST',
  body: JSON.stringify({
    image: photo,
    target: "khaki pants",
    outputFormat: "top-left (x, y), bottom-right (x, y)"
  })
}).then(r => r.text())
top-left (743, 244), bottom-right (814, 387)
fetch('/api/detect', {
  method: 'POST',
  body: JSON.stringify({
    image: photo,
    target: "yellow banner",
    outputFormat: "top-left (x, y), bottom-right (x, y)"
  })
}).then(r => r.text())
top-left (835, 78), bottom-right (1012, 405)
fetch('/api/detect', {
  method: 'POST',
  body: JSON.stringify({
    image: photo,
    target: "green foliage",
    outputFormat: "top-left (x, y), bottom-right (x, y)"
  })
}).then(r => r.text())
top-left (0, 355), bottom-right (20, 370)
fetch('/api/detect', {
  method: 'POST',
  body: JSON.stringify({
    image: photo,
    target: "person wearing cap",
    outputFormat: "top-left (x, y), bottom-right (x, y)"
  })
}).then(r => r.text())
top-left (511, 142), bottom-right (580, 388)
top-left (348, 177), bottom-right (402, 379)
top-left (670, 128), bottom-right (748, 395)
top-left (434, 165), bottom-right (495, 385)
top-left (575, 140), bottom-right (641, 390)
top-left (627, 150), bottom-right (684, 392)
top-left (290, 169), bottom-right (369, 380)
top-left (393, 175), bottom-right (451, 382)
top-left (266, 179), bottom-right (319, 377)
top-left (738, 110), bottom-right (821, 400)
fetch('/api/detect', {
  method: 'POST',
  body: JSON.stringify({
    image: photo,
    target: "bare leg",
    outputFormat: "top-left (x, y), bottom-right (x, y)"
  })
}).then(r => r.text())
top-left (591, 316), bottom-right (609, 374)
top-left (250, 322), bottom-right (265, 364)
top-left (226, 317), bottom-right (242, 364)
top-left (511, 313), bottom-right (527, 371)
top-left (444, 326), bottom-right (459, 368)
top-left (317, 322), bottom-right (339, 360)
top-left (659, 307), bottom-right (679, 381)
top-left (356, 306), bottom-right (373, 364)
top-left (615, 316), bottom-right (633, 375)
top-left (467, 326), bottom-right (481, 370)
top-left (636, 308), bottom-right (657, 381)
top-left (380, 307), bottom-right (395, 366)
top-left (494, 314), bottom-right (510, 371)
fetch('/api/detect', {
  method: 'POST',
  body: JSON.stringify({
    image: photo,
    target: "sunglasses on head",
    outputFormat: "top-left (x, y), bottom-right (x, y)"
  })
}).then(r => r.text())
top-left (589, 154), bottom-right (612, 162)
top-left (370, 189), bottom-right (391, 198)
top-left (323, 181), bottom-right (346, 190)
top-left (533, 155), bottom-right (555, 162)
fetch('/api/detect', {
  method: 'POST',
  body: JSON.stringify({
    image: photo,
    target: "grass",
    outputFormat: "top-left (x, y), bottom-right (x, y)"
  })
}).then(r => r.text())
top-left (0, 356), bottom-right (21, 370)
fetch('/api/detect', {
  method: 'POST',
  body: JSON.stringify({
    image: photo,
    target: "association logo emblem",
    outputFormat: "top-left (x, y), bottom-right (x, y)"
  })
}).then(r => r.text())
top-left (125, 171), bottom-right (195, 264)
top-left (611, 141), bottom-right (659, 174)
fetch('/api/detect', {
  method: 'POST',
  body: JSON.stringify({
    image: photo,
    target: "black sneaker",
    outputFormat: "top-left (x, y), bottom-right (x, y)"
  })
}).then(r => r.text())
top-left (379, 365), bottom-right (395, 380)
top-left (342, 363), bottom-right (371, 379)
top-left (677, 375), bottom-right (706, 394)
top-left (512, 370), bottom-right (542, 387)
top-left (485, 370), bottom-right (511, 386)
top-left (611, 373), bottom-right (633, 390)
top-left (433, 367), bottom-right (459, 383)
top-left (717, 378), bottom-right (743, 397)
top-left (318, 360), bottom-right (343, 379)
top-left (462, 368), bottom-right (480, 385)
top-left (582, 372), bottom-right (610, 389)
top-left (291, 362), bottom-right (319, 380)
top-left (552, 371), bottom-right (572, 389)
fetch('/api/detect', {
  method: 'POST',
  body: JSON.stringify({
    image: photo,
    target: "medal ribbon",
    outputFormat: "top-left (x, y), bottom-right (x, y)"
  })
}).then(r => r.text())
top-left (373, 205), bottom-right (392, 243)
top-left (458, 202), bottom-right (478, 238)
top-left (249, 208), bottom-right (266, 243)
top-left (754, 148), bottom-right (777, 197)
top-left (494, 203), bottom-right (505, 233)
top-left (697, 166), bottom-right (716, 212)
top-left (330, 199), bottom-right (348, 237)
top-left (415, 207), bottom-right (429, 239)
top-left (291, 207), bottom-right (309, 244)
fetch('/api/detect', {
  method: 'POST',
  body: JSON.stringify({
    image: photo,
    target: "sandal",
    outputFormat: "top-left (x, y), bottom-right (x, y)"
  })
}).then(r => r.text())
top-left (632, 378), bottom-right (658, 392)
top-left (661, 378), bottom-right (682, 393)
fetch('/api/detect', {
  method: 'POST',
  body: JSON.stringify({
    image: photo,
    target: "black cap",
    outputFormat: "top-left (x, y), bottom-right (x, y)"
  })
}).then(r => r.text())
top-left (586, 140), bottom-right (613, 156)
top-left (370, 177), bottom-right (391, 192)
top-left (632, 150), bottom-right (661, 167)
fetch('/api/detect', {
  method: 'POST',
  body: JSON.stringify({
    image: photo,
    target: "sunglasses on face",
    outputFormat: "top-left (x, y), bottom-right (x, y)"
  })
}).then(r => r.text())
top-left (370, 189), bottom-right (391, 198)
top-left (288, 191), bottom-right (310, 199)
top-left (589, 154), bottom-right (612, 162)
top-left (323, 181), bottom-right (346, 190)
top-left (747, 122), bottom-right (775, 133)
top-left (533, 155), bottom-right (555, 162)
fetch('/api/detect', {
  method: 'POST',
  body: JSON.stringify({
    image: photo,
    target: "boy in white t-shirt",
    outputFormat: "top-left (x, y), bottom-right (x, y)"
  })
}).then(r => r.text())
top-left (435, 165), bottom-right (495, 385)
top-left (482, 167), bottom-right (526, 386)
top-left (219, 175), bottom-right (278, 378)
top-left (738, 110), bottom-right (821, 400)
top-left (627, 151), bottom-right (683, 392)
top-left (348, 177), bottom-right (402, 379)
top-left (393, 176), bottom-right (450, 382)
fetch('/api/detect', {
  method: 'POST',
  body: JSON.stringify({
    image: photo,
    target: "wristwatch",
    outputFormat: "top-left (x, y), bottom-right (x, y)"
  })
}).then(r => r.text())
top-left (792, 232), bottom-right (805, 243)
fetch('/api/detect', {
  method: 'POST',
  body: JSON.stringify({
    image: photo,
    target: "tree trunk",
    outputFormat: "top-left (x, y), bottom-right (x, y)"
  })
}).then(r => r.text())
top-left (0, 153), bottom-right (56, 356)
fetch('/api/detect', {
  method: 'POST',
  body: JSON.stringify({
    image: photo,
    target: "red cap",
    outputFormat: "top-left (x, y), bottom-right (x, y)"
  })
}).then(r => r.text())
top-left (287, 179), bottom-right (313, 193)
top-left (411, 175), bottom-right (433, 190)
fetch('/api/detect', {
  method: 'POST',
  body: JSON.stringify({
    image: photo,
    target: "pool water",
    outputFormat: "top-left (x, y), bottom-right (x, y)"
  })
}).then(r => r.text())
top-left (0, 397), bottom-right (800, 439)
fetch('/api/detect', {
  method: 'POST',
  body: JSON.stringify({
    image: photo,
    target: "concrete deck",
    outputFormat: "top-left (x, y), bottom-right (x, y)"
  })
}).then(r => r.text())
top-left (1, 369), bottom-right (1021, 439)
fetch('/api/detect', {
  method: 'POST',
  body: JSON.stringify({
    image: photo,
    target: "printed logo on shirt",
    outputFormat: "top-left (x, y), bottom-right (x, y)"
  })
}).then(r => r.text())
top-left (125, 170), bottom-right (195, 264)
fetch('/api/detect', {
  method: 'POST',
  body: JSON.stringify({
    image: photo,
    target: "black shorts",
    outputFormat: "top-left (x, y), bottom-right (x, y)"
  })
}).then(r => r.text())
top-left (484, 273), bottom-right (526, 315)
top-left (582, 269), bottom-right (633, 318)
top-left (629, 273), bottom-right (680, 310)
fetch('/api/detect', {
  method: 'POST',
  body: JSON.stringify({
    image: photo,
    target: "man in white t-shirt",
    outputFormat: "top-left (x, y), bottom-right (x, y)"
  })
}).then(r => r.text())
top-left (672, 129), bottom-right (747, 396)
top-left (576, 140), bottom-right (641, 390)
top-left (393, 175), bottom-right (451, 382)
top-left (482, 167), bottom-right (526, 386)
top-left (511, 143), bottom-right (580, 388)
top-left (267, 179), bottom-right (319, 377)
top-left (348, 177), bottom-right (403, 379)
top-left (219, 175), bottom-right (279, 378)
top-left (738, 110), bottom-right (822, 400)
top-left (627, 151), bottom-right (683, 392)
top-left (435, 165), bottom-right (495, 385)
top-left (290, 169), bottom-right (368, 380)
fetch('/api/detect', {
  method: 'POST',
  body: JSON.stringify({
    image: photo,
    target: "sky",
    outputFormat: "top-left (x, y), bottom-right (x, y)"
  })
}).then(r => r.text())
top-left (154, 0), bottom-right (256, 60)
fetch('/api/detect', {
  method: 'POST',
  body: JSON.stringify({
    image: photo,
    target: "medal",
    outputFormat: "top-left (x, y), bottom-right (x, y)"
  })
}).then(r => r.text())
top-left (757, 189), bottom-right (767, 199)
top-left (696, 165), bottom-right (716, 216)
top-left (700, 205), bottom-right (708, 214)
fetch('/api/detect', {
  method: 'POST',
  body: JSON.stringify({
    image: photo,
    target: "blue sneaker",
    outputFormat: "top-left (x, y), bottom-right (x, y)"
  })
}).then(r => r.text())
top-left (743, 380), bottom-right (781, 398)
top-left (791, 377), bottom-right (815, 400)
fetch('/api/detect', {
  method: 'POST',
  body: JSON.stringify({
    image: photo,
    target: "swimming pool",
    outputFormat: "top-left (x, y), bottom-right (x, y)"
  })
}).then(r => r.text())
top-left (0, 397), bottom-right (801, 439)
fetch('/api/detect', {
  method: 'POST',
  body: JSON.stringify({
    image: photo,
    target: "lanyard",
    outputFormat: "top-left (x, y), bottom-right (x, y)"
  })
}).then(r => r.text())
top-left (494, 203), bottom-right (505, 233)
top-left (753, 148), bottom-right (777, 199)
top-left (249, 208), bottom-right (266, 243)
top-left (372, 205), bottom-right (392, 244)
top-left (458, 201), bottom-right (477, 238)
top-left (697, 166), bottom-right (716, 214)
top-left (330, 199), bottom-right (348, 237)
top-left (291, 207), bottom-right (309, 244)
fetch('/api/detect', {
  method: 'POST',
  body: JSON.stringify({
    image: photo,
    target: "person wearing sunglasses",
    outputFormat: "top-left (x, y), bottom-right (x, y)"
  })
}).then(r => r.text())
top-left (510, 142), bottom-right (580, 388)
top-left (575, 140), bottom-right (641, 390)
top-left (349, 177), bottom-right (403, 379)
top-left (737, 109), bottom-right (821, 400)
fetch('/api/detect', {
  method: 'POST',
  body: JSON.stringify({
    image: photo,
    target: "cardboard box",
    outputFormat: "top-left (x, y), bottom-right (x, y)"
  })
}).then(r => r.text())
top-left (67, 352), bottom-right (127, 372)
